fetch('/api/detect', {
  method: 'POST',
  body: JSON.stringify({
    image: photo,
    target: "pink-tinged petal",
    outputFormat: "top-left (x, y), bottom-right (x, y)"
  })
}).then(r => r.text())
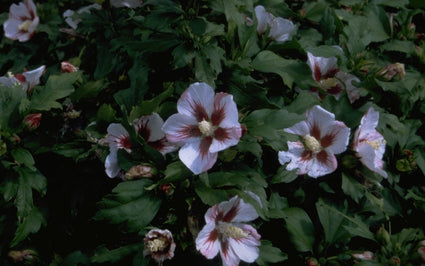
top-left (228, 225), bottom-right (261, 263)
top-left (162, 113), bottom-right (201, 144)
top-left (336, 71), bottom-right (361, 103)
top-left (178, 140), bottom-right (217, 174)
top-left (321, 121), bottom-right (350, 154)
top-left (106, 123), bottom-right (132, 153)
top-left (359, 107), bottom-right (380, 133)
top-left (204, 204), bottom-right (220, 224)
top-left (177, 82), bottom-right (214, 122)
top-left (307, 52), bottom-right (338, 82)
top-left (209, 127), bottom-right (241, 153)
top-left (278, 141), bottom-right (309, 175)
top-left (218, 196), bottom-right (258, 223)
top-left (211, 93), bottom-right (239, 128)
top-left (357, 143), bottom-right (387, 178)
top-left (134, 113), bottom-right (165, 142)
top-left (22, 65), bottom-right (45, 91)
top-left (105, 149), bottom-right (120, 178)
top-left (220, 239), bottom-right (241, 266)
top-left (306, 150), bottom-right (338, 178)
top-left (254, 5), bottom-right (271, 35)
top-left (148, 138), bottom-right (178, 155)
top-left (306, 105), bottom-right (336, 134)
top-left (196, 223), bottom-right (220, 259)
top-left (268, 17), bottom-right (295, 43)
top-left (284, 120), bottom-right (309, 136)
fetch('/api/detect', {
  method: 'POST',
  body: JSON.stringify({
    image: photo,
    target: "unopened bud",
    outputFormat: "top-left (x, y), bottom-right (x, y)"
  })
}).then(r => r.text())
top-left (61, 61), bottom-right (79, 73)
top-left (160, 183), bottom-right (174, 195)
top-left (306, 257), bottom-right (318, 266)
top-left (352, 251), bottom-right (374, 260)
top-left (377, 63), bottom-right (405, 80)
top-left (125, 164), bottom-right (156, 180)
top-left (24, 113), bottom-right (42, 130)
top-left (418, 246), bottom-right (425, 261)
top-left (9, 134), bottom-right (21, 145)
top-left (377, 227), bottom-right (391, 245)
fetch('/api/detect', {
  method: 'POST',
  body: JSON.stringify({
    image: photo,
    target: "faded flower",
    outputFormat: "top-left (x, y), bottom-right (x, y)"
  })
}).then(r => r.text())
top-left (144, 229), bottom-right (176, 264)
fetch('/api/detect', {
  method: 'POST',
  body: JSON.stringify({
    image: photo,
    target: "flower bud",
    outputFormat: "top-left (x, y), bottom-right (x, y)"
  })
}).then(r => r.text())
top-left (8, 249), bottom-right (38, 263)
top-left (61, 61), bottom-right (79, 73)
top-left (352, 251), bottom-right (374, 260)
top-left (160, 183), bottom-right (174, 195)
top-left (9, 134), bottom-right (21, 145)
top-left (306, 257), bottom-right (318, 266)
top-left (125, 163), bottom-right (157, 180)
top-left (377, 63), bottom-right (405, 80)
top-left (418, 246), bottom-right (425, 261)
top-left (24, 113), bottom-right (42, 130)
top-left (377, 227), bottom-right (391, 245)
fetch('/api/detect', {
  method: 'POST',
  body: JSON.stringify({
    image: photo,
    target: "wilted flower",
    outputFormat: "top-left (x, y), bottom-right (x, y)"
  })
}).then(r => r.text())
top-left (278, 105), bottom-right (350, 178)
top-left (162, 82), bottom-right (242, 175)
top-left (377, 62), bottom-right (405, 80)
top-left (125, 163), bottom-right (156, 180)
top-left (196, 196), bottom-right (261, 266)
top-left (143, 229), bottom-right (176, 264)
top-left (307, 52), bottom-right (361, 103)
top-left (0, 65), bottom-right (45, 92)
top-left (352, 107), bottom-right (387, 178)
top-left (24, 113), bottom-right (42, 130)
top-left (63, 4), bottom-right (101, 30)
top-left (254, 5), bottom-right (295, 43)
top-left (352, 251), bottom-right (374, 260)
top-left (418, 246), bottom-right (425, 261)
top-left (3, 0), bottom-right (39, 42)
top-left (61, 61), bottom-right (79, 73)
top-left (110, 0), bottom-right (143, 8)
top-left (8, 249), bottom-right (38, 263)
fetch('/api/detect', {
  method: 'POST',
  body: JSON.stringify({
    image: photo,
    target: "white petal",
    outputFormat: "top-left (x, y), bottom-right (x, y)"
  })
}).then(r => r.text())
top-left (212, 93), bottom-right (239, 128)
top-left (110, 0), bottom-right (143, 8)
top-left (228, 225), bottom-right (260, 263)
top-left (357, 143), bottom-right (387, 178)
top-left (336, 71), bottom-right (361, 103)
top-left (179, 141), bottom-right (217, 174)
top-left (307, 52), bottom-right (338, 81)
top-left (177, 82), bottom-right (215, 120)
top-left (0, 76), bottom-right (19, 88)
top-left (278, 141), bottom-right (309, 175)
top-left (254, 5), bottom-right (271, 35)
top-left (22, 65), bottom-right (45, 90)
top-left (268, 17), bottom-right (294, 43)
top-left (218, 196), bottom-right (258, 223)
top-left (3, 18), bottom-right (21, 40)
top-left (106, 123), bottom-right (130, 151)
top-left (306, 105), bottom-right (336, 132)
top-left (105, 150), bottom-right (120, 178)
top-left (307, 152), bottom-right (337, 178)
top-left (359, 107), bottom-right (380, 133)
top-left (196, 222), bottom-right (220, 259)
top-left (220, 241), bottom-right (241, 266)
top-left (162, 113), bottom-right (200, 144)
top-left (209, 127), bottom-right (241, 153)
top-left (10, 2), bottom-right (30, 19)
top-left (284, 120), bottom-right (309, 136)
top-left (321, 121), bottom-right (350, 155)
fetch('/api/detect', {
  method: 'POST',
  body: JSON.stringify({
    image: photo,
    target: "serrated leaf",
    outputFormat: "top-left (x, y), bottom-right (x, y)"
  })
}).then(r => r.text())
top-left (70, 79), bottom-right (108, 101)
top-left (94, 179), bottom-right (162, 233)
top-left (256, 240), bottom-right (288, 265)
top-left (0, 83), bottom-right (26, 128)
top-left (271, 166), bottom-right (298, 184)
top-left (341, 174), bottom-right (365, 203)
top-left (97, 104), bottom-right (118, 123)
top-left (316, 198), bottom-right (350, 244)
top-left (91, 244), bottom-right (140, 263)
top-left (267, 192), bottom-right (289, 219)
top-left (11, 148), bottom-right (35, 169)
top-left (30, 72), bottom-right (79, 111)
top-left (282, 207), bottom-right (315, 252)
top-left (11, 207), bottom-right (46, 247)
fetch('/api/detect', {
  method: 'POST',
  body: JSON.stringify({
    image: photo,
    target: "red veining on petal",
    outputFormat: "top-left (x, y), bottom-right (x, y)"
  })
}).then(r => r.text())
top-left (15, 74), bottom-right (26, 83)
top-left (214, 127), bottom-right (229, 142)
top-left (327, 84), bottom-right (343, 95)
top-left (313, 62), bottom-right (322, 82)
top-left (321, 132), bottom-right (336, 148)
top-left (323, 68), bottom-right (339, 79)
top-left (192, 100), bottom-right (209, 122)
top-left (220, 239), bottom-right (230, 258)
top-left (136, 119), bottom-right (151, 141)
top-left (211, 93), bottom-right (228, 126)
top-left (301, 150), bottom-right (313, 161)
top-left (310, 123), bottom-right (321, 140)
top-left (199, 136), bottom-right (213, 159)
top-left (222, 199), bottom-right (240, 222)
top-left (316, 150), bottom-right (329, 164)
top-left (207, 228), bottom-right (218, 243)
top-left (173, 125), bottom-right (202, 141)
top-left (148, 139), bottom-right (166, 152)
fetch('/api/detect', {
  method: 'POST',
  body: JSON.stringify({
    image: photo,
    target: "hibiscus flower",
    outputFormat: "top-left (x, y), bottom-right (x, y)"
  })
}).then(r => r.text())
top-left (278, 105), bottom-right (350, 178)
top-left (254, 5), bottom-right (295, 43)
top-left (0, 65), bottom-right (46, 92)
top-left (104, 113), bottom-right (176, 178)
top-left (3, 0), bottom-right (39, 42)
top-left (162, 82), bottom-right (242, 175)
top-left (307, 52), bottom-right (361, 103)
top-left (196, 196), bottom-right (261, 266)
top-left (143, 228), bottom-right (176, 264)
top-left (352, 107), bottom-right (387, 178)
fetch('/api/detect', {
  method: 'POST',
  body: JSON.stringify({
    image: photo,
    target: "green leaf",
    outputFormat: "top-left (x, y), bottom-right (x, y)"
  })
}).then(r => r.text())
top-left (30, 72), bottom-right (80, 111)
top-left (160, 161), bottom-right (192, 184)
top-left (97, 104), bottom-right (118, 123)
top-left (316, 198), bottom-right (350, 244)
top-left (70, 79), bottom-right (108, 101)
top-left (11, 207), bottom-right (46, 247)
top-left (11, 148), bottom-right (35, 170)
top-left (194, 182), bottom-right (229, 206)
top-left (267, 192), bottom-right (289, 219)
top-left (285, 92), bottom-right (320, 114)
top-left (341, 174), bottom-right (365, 203)
top-left (91, 244), bottom-right (140, 263)
top-left (251, 51), bottom-right (315, 88)
top-left (271, 167), bottom-right (298, 184)
top-left (256, 240), bottom-right (288, 265)
top-left (381, 40), bottom-right (416, 54)
top-left (282, 207), bottom-right (315, 252)
top-left (0, 83), bottom-right (26, 128)
top-left (94, 179), bottom-right (162, 233)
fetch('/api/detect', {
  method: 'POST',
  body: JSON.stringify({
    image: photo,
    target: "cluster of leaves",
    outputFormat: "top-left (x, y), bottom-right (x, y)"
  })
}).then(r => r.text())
top-left (0, 0), bottom-right (425, 265)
